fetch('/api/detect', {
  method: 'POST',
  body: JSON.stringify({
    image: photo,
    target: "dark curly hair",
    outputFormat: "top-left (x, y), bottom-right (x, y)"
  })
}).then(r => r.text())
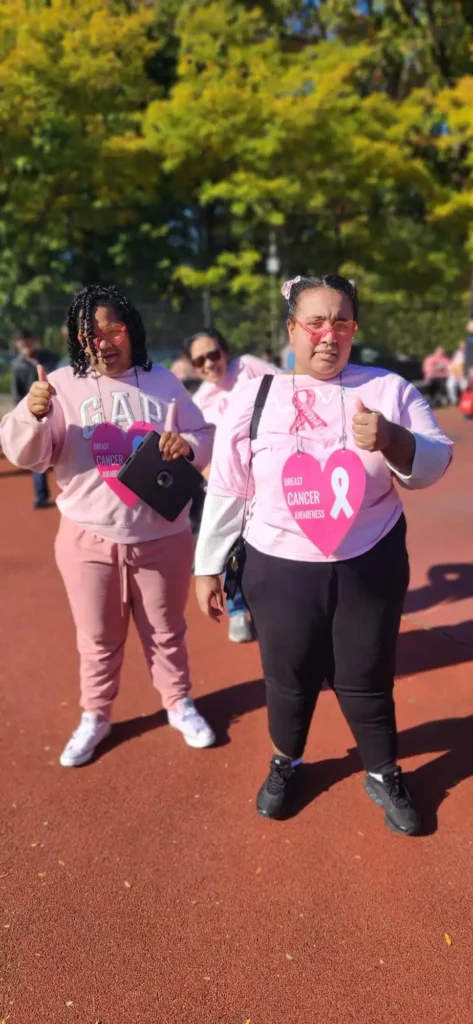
top-left (286, 275), bottom-right (358, 321)
top-left (66, 284), bottom-right (152, 376)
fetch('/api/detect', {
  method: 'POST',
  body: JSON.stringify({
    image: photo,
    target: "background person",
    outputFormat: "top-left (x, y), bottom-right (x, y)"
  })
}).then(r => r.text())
top-left (11, 327), bottom-right (58, 509)
top-left (194, 274), bottom-right (453, 836)
top-left (422, 346), bottom-right (450, 407)
top-left (447, 341), bottom-right (467, 405)
top-left (185, 327), bottom-right (279, 643)
top-left (170, 353), bottom-right (199, 391)
top-left (1, 285), bottom-right (215, 767)
top-left (261, 346), bottom-right (281, 368)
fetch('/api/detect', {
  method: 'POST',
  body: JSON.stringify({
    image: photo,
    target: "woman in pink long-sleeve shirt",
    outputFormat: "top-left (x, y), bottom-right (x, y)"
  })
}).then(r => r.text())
top-left (1, 285), bottom-right (216, 766)
top-left (186, 326), bottom-right (279, 643)
top-left (195, 274), bottom-right (453, 835)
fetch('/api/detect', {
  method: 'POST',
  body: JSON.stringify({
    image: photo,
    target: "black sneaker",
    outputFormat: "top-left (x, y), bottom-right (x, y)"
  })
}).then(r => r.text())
top-left (364, 767), bottom-right (421, 836)
top-left (256, 755), bottom-right (300, 820)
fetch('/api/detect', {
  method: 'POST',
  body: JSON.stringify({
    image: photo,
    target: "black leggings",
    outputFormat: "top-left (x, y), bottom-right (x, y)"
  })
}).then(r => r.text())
top-left (241, 516), bottom-right (409, 772)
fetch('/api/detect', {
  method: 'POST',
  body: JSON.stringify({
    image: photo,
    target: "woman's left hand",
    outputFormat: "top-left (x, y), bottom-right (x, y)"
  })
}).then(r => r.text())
top-left (352, 399), bottom-right (394, 453)
top-left (159, 432), bottom-right (192, 461)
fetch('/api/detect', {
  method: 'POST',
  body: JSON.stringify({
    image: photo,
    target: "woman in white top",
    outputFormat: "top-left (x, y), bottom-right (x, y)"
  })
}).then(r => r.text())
top-left (186, 327), bottom-right (278, 643)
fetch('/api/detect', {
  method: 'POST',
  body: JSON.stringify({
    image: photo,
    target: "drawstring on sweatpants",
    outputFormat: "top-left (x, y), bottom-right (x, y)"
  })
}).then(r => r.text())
top-left (117, 544), bottom-right (128, 611)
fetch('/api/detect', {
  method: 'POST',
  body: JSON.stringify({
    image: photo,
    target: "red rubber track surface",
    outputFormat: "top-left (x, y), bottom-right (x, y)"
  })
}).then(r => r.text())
top-left (1, 408), bottom-right (472, 1024)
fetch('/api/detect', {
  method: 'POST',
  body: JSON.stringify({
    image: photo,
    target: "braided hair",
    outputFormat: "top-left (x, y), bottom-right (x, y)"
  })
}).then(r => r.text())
top-left (66, 284), bottom-right (152, 376)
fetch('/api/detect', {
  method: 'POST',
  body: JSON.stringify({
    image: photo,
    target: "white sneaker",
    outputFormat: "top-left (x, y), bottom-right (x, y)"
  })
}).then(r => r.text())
top-left (167, 698), bottom-right (216, 749)
top-left (59, 712), bottom-right (112, 767)
top-left (228, 611), bottom-right (254, 644)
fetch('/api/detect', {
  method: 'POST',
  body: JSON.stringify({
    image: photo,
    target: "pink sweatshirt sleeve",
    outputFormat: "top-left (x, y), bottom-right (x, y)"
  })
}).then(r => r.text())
top-left (207, 379), bottom-right (257, 499)
top-left (172, 381), bottom-right (215, 471)
top-left (0, 396), bottom-right (65, 472)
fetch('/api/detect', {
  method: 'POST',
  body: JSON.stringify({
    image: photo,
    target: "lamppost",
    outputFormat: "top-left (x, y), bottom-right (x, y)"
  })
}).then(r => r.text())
top-left (266, 230), bottom-right (281, 349)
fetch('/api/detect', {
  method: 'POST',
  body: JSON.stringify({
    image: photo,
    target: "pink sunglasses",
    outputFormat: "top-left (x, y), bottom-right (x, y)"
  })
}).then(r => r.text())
top-left (293, 317), bottom-right (358, 344)
top-left (79, 324), bottom-right (127, 347)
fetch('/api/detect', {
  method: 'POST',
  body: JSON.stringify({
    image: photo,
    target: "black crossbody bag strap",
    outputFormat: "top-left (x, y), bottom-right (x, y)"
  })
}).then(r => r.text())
top-left (250, 373), bottom-right (274, 441)
top-left (224, 373), bottom-right (274, 599)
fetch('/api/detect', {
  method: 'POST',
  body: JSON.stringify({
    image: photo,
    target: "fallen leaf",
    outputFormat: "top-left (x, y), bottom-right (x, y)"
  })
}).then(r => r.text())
top-left (58, 860), bottom-right (65, 867)
top-left (286, 953), bottom-right (293, 961)
top-left (444, 933), bottom-right (453, 946)
top-left (38, 872), bottom-right (46, 879)
top-left (255, 867), bottom-right (262, 875)
top-left (203, 976), bottom-right (210, 981)
top-left (66, 1001), bottom-right (74, 1007)
top-left (30, 842), bottom-right (40, 848)
top-left (124, 880), bottom-right (132, 889)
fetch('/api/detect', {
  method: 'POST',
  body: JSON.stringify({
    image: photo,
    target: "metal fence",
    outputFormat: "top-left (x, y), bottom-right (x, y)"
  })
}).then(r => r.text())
top-left (0, 296), bottom-right (468, 362)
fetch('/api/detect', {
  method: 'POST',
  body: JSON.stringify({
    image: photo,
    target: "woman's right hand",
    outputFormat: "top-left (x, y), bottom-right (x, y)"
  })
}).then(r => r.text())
top-left (27, 366), bottom-right (57, 420)
top-left (195, 575), bottom-right (224, 622)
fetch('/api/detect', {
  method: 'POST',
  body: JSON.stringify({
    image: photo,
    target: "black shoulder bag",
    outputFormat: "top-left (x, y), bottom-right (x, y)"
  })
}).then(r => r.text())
top-left (223, 374), bottom-right (274, 599)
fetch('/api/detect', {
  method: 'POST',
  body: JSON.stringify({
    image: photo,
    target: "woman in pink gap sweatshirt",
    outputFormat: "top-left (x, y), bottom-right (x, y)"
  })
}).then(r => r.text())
top-left (0, 284), bottom-right (216, 767)
top-left (185, 326), bottom-right (279, 644)
top-left (194, 274), bottom-right (454, 836)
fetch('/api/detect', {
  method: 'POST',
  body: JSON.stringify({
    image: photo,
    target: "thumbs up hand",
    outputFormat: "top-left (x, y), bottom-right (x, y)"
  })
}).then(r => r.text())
top-left (352, 397), bottom-right (393, 453)
top-left (27, 365), bottom-right (57, 420)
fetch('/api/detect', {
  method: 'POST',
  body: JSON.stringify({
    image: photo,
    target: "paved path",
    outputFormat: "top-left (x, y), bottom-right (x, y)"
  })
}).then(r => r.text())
top-left (1, 409), bottom-right (472, 1024)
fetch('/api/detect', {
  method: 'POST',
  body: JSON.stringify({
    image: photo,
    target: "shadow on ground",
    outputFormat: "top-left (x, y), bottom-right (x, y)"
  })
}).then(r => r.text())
top-left (96, 674), bottom-right (472, 835)
top-left (397, 623), bottom-right (473, 675)
top-left (96, 677), bottom-right (266, 760)
top-left (405, 563), bottom-right (473, 613)
top-left (291, 713), bottom-right (473, 836)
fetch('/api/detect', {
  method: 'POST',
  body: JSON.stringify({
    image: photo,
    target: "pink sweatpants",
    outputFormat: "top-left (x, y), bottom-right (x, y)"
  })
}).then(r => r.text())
top-left (55, 516), bottom-right (194, 716)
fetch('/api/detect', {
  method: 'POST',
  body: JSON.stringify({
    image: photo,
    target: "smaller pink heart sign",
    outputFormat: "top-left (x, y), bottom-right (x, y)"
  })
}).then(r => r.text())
top-left (282, 449), bottom-right (366, 556)
top-left (91, 421), bottom-right (153, 507)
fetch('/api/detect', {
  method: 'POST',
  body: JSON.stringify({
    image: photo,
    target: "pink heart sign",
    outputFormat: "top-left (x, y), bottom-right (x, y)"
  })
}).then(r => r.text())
top-left (91, 421), bottom-right (153, 507)
top-left (282, 449), bottom-right (366, 556)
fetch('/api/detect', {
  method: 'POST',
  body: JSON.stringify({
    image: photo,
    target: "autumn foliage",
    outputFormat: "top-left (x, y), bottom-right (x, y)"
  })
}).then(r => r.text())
top-left (1, 0), bottom-right (473, 350)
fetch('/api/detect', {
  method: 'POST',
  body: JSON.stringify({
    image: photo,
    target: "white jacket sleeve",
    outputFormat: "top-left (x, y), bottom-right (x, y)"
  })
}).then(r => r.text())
top-left (194, 494), bottom-right (245, 575)
top-left (193, 378), bottom-right (260, 575)
top-left (386, 382), bottom-right (453, 489)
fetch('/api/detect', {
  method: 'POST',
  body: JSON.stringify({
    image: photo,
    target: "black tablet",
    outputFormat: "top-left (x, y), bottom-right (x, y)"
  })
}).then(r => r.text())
top-left (117, 431), bottom-right (204, 522)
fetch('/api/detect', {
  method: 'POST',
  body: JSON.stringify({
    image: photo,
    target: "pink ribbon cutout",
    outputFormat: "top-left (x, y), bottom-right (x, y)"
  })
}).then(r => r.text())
top-left (290, 390), bottom-right (328, 434)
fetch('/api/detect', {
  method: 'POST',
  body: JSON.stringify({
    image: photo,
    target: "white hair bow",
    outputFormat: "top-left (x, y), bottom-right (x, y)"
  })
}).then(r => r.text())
top-left (281, 276), bottom-right (301, 300)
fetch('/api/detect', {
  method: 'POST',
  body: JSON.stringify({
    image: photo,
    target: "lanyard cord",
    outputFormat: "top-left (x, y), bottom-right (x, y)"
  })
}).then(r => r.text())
top-left (94, 366), bottom-right (141, 421)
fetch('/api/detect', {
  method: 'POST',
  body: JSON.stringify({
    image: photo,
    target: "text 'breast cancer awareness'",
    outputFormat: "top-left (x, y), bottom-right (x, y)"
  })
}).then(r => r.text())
top-left (290, 390), bottom-right (328, 434)
top-left (329, 467), bottom-right (354, 520)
